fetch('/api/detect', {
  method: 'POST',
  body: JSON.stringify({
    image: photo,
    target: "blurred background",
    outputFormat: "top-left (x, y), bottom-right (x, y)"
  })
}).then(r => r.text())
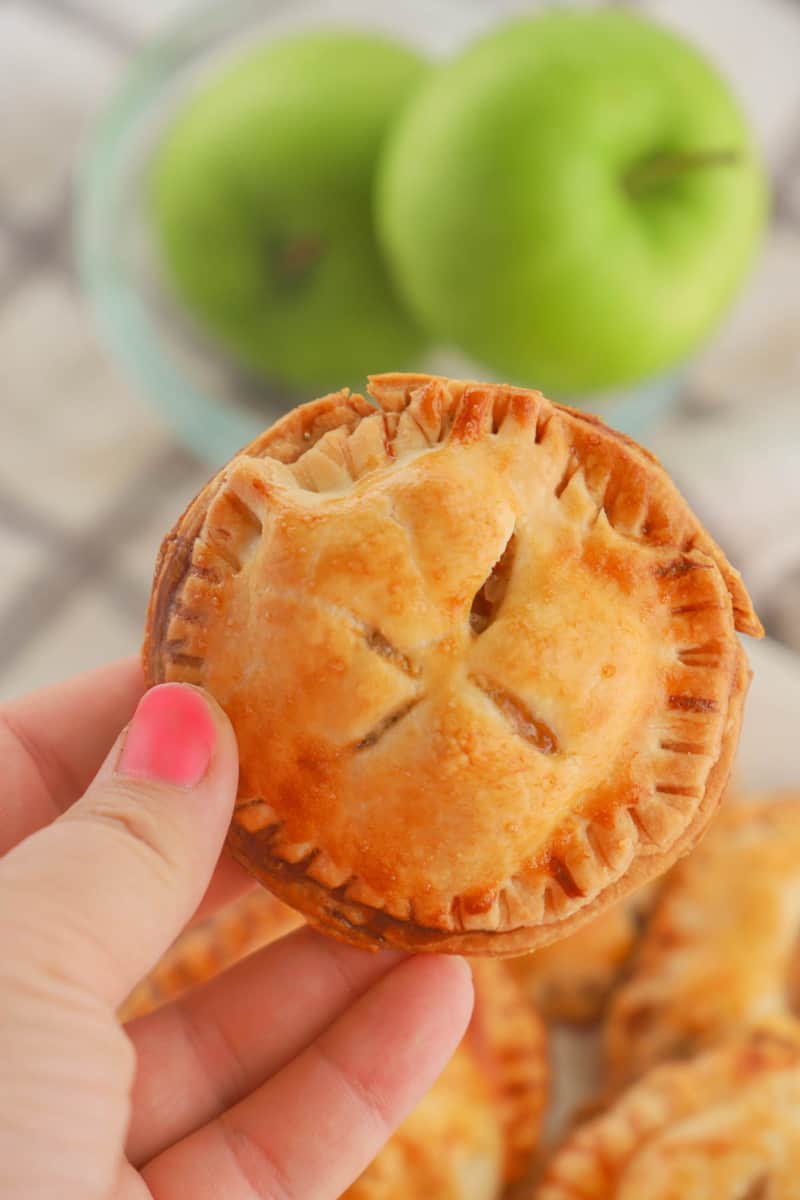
top-left (1, 0), bottom-right (799, 704)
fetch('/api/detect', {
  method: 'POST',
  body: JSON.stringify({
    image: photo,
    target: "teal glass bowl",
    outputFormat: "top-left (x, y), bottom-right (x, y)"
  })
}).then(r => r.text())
top-left (76, 0), bottom-right (683, 467)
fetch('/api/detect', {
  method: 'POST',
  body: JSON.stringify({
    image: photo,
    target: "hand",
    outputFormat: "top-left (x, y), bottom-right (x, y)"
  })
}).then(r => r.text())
top-left (0, 660), bottom-right (473, 1199)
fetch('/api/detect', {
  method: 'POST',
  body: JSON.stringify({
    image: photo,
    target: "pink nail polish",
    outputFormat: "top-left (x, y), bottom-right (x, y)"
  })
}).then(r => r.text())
top-left (118, 684), bottom-right (216, 788)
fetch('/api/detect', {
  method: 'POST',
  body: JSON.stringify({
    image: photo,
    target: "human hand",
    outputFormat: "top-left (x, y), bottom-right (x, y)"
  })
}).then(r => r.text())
top-left (0, 660), bottom-right (473, 1199)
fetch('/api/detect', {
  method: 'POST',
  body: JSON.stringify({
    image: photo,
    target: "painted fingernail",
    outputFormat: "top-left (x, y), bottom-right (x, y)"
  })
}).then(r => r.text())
top-left (118, 684), bottom-right (216, 788)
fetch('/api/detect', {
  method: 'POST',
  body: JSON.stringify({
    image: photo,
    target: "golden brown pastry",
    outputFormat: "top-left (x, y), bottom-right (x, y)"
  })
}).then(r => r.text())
top-left (536, 1022), bottom-right (800, 1199)
top-left (469, 960), bottom-right (550, 1184)
top-left (606, 794), bottom-right (800, 1087)
top-left (144, 373), bottom-right (760, 955)
top-left (509, 886), bottom-right (655, 1024)
top-left (119, 888), bottom-right (303, 1021)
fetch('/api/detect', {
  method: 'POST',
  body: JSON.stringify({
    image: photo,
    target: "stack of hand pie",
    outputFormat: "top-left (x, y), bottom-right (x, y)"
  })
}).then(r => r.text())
top-left (535, 790), bottom-right (800, 1199)
top-left (132, 375), bottom-right (795, 1196)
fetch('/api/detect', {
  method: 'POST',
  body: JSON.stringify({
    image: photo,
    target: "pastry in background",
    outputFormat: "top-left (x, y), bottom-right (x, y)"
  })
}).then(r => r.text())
top-left (144, 373), bottom-right (760, 956)
top-left (606, 794), bottom-right (800, 1086)
top-left (469, 960), bottom-right (550, 1185)
top-left (509, 886), bottom-right (655, 1024)
top-left (120, 887), bottom-right (303, 1021)
top-left (536, 1021), bottom-right (800, 1199)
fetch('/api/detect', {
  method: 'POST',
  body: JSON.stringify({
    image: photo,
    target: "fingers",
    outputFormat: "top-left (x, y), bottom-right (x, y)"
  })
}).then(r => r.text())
top-left (0, 683), bottom-right (238, 1009)
top-left (0, 656), bottom-right (144, 854)
top-left (127, 927), bottom-right (404, 1165)
top-left (142, 955), bottom-right (473, 1200)
top-left (0, 683), bottom-right (239, 1199)
top-left (0, 981), bottom-right (134, 1200)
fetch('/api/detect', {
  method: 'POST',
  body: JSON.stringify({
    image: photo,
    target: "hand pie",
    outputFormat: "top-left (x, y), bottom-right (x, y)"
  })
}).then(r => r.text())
top-left (606, 794), bottom-right (800, 1086)
top-left (347, 959), bottom-right (548, 1198)
top-left (509, 885), bottom-right (656, 1024)
top-left (144, 373), bottom-right (760, 955)
top-left (469, 959), bottom-right (550, 1184)
top-left (536, 1022), bottom-right (800, 1200)
top-left (119, 888), bottom-right (303, 1021)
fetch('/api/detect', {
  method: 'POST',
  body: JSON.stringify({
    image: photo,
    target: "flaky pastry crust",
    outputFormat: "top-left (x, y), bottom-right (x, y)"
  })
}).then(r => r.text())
top-left (606, 794), bottom-right (800, 1086)
top-left (144, 374), bottom-right (760, 955)
top-left (536, 1022), bottom-right (800, 1199)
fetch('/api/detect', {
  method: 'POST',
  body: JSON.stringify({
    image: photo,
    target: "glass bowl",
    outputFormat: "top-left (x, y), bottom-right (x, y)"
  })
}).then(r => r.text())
top-left (76, 0), bottom-right (682, 466)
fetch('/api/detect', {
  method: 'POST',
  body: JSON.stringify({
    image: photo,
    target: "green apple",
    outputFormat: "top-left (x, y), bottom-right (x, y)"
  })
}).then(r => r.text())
top-left (376, 10), bottom-right (767, 394)
top-left (152, 33), bottom-right (430, 391)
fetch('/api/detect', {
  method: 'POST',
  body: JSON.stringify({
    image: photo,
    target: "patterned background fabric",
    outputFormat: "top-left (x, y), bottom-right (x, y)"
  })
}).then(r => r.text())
top-left (1, 0), bottom-right (799, 701)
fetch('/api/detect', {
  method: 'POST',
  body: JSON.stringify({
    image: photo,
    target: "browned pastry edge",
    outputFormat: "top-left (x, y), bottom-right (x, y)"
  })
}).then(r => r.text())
top-left (604, 790), bottom-right (800, 1090)
top-left (223, 641), bottom-right (749, 956)
top-left (371, 374), bottom-right (759, 637)
top-left (143, 389), bottom-right (373, 686)
top-left (535, 1020), bottom-right (800, 1200)
top-left (143, 374), bottom-right (757, 956)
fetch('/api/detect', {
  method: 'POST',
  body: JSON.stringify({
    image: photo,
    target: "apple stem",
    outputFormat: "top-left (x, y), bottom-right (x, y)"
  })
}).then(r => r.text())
top-left (272, 234), bottom-right (323, 289)
top-left (625, 149), bottom-right (741, 195)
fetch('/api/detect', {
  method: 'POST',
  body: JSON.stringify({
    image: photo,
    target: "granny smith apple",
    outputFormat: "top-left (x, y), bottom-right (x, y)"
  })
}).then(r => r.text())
top-left (376, 10), bottom-right (767, 394)
top-left (152, 33), bottom-right (430, 391)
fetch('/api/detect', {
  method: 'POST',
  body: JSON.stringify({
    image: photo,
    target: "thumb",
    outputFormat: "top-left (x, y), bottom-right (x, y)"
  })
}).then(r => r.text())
top-left (0, 683), bottom-right (239, 1009)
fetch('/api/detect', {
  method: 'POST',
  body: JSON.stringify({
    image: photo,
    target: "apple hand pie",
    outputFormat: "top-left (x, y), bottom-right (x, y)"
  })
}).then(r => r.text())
top-left (606, 794), bottom-right (800, 1087)
top-left (536, 1022), bottom-right (800, 1200)
top-left (469, 960), bottom-right (550, 1185)
top-left (509, 885), bottom-right (656, 1024)
top-left (144, 374), bottom-right (760, 955)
